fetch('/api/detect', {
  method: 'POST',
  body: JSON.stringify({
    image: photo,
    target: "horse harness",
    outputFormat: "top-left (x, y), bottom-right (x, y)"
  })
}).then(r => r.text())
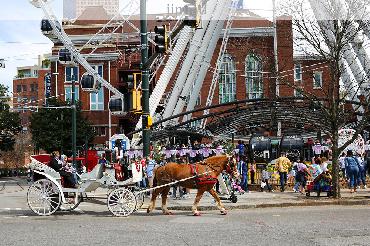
top-left (190, 162), bottom-right (218, 187)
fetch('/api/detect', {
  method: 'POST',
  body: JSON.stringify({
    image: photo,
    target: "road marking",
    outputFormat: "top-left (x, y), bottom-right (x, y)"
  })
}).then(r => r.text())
top-left (74, 208), bottom-right (85, 214)
top-left (18, 216), bottom-right (29, 218)
top-left (0, 208), bottom-right (25, 211)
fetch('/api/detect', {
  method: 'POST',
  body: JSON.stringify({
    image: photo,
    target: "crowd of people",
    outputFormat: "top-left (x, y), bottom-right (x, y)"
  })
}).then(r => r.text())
top-left (47, 139), bottom-right (369, 196)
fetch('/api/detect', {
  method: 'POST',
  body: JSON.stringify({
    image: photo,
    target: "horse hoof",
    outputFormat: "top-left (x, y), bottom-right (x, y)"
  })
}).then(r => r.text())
top-left (193, 212), bottom-right (201, 216)
top-left (220, 210), bottom-right (228, 215)
top-left (163, 211), bottom-right (173, 215)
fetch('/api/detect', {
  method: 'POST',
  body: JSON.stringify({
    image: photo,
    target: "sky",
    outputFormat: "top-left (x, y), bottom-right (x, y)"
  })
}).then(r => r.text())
top-left (0, 0), bottom-right (273, 92)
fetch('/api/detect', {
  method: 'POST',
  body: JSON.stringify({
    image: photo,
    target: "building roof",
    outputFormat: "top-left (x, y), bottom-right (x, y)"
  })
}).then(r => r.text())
top-left (76, 6), bottom-right (113, 21)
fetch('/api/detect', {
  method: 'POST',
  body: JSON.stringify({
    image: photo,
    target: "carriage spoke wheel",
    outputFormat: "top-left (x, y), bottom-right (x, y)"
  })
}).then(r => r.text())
top-left (107, 188), bottom-right (136, 217)
top-left (27, 179), bottom-right (61, 216)
top-left (60, 193), bottom-right (82, 211)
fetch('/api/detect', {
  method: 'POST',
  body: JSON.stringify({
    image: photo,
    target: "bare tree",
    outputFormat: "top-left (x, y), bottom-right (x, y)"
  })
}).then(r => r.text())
top-left (278, 0), bottom-right (370, 198)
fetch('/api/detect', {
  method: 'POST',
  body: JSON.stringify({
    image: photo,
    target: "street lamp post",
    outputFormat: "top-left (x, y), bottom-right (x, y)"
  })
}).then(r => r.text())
top-left (71, 69), bottom-right (77, 167)
top-left (140, 0), bottom-right (150, 158)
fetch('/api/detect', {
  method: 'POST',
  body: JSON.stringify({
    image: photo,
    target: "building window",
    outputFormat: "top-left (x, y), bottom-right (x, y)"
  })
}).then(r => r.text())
top-left (22, 85), bottom-right (27, 92)
top-left (190, 119), bottom-right (202, 128)
top-left (93, 126), bottom-right (106, 137)
top-left (65, 67), bottom-right (79, 82)
top-left (16, 85), bottom-right (22, 93)
top-left (246, 54), bottom-right (263, 99)
top-left (90, 65), bottom-right (104, 111)
top-left (65, 86), bottom-right (79, 101)
top-left (219, 54), bottom-right (236, 103)
top-left (313, 71), bottom-right (323, 89)
top-left (30, 84), bottom-right (38, 92)
top-left (196, 94), bottom-right (201, 106)
top-left (294, 87), bottom-right (304, 98)
top-left (294, 64), bottom-right (302, 81)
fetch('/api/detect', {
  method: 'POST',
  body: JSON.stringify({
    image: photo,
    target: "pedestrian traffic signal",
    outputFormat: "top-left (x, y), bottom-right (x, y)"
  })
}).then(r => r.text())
top-left (183, 0), bottom-right (201, 28)
top-left (142, 115), bottom-right (153, 129)
top-left (154, 25), bottom-right (168, 53)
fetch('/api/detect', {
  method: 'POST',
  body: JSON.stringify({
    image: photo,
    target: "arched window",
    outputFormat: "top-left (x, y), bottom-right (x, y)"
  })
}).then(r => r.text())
top-left (246, 54), bottom-right (263, 99)
top-left (219, 55), bottom-right (236, 103)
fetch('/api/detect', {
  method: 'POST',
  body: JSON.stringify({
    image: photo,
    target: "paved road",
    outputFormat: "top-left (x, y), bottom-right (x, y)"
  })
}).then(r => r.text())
top-left (1, 179), bottom-right (370, 246)
top-left (1, 204), bottom-right (370, 246)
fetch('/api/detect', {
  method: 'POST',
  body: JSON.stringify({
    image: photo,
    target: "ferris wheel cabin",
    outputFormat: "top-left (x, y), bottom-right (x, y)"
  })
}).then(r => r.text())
top-left (109, 96), bottom-right (125, 116)
top-left (58, 48), bottom-right (74, 65)
top-left (41, 19), bottom-right (61, 38)
top-left (80, 73), bottom-right (100, 93)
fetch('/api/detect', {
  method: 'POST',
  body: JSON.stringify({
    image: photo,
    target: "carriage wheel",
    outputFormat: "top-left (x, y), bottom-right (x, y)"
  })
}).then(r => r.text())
top-left (60, 193), bottom-right (82, 211)
top-left (27, 179), bottom-right (61, 216)
top-left (107, 188), bottom-right (136, 217)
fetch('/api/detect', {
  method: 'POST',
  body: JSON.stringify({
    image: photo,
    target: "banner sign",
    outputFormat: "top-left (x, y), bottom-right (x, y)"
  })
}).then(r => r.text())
top-left (44, 73), bottom-right (52, 99)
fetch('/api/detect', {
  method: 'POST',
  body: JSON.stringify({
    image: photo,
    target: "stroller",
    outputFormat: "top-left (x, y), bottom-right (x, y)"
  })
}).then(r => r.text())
top-left (306, 171), bottom-right (333, 197)
top-left (218, 173), bottom-right (238, 203)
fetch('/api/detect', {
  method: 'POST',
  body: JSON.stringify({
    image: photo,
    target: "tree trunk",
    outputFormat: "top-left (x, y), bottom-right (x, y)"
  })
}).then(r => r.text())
top-left (331, 131), bottom-right (341, 198)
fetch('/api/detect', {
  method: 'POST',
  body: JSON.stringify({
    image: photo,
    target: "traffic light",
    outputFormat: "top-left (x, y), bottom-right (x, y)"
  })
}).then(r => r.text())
top-left (154, 25), bottom-right (168, 53)
top-left (183, 0), bottom-right (201, 28)
top-left (125, 73), bottom-right (142, 113)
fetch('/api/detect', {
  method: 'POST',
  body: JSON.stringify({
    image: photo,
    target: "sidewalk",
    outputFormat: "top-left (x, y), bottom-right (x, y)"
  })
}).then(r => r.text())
top-left (2, 177), bottom-right (369, 212)
top-left (158, 189), bottom-right (370, 211)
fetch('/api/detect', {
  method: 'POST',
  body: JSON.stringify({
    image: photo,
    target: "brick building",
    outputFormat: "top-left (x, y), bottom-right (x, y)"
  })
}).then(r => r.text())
top-left (44, 7), bottom-right (330, 145)
top-left (12, 55), bottom-right (51, 130)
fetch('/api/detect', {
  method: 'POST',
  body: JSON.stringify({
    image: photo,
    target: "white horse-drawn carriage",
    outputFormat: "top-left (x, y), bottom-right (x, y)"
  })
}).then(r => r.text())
top-left (27, 155), bottom-right (143, 217)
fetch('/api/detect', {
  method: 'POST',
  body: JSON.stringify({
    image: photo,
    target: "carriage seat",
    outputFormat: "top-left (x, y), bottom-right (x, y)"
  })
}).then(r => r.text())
top-left (79, 163), bottom-right (104, 181)
top-left (28, 157), bottom-right (61, 181)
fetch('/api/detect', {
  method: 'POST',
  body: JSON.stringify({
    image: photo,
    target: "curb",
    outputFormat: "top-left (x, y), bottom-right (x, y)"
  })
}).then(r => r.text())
top-left (165, 198), bottom-right (370, 211)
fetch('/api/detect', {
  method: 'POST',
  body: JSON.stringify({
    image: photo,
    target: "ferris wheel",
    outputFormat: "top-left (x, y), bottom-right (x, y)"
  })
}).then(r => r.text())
top-left (29, 0), bottom-right (238, 148)
top-left (29, 0), bottom-right (194, 112)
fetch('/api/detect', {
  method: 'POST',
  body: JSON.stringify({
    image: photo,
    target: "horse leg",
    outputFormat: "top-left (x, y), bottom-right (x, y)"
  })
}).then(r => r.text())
top-left (209, 188), bottom-right (227, 215)
top-left (147, 188), bottom-right (162, 213)
top-left (161, 186), bottom-right (173, 215)
top-left (192, 189), bottom-right (205, 216)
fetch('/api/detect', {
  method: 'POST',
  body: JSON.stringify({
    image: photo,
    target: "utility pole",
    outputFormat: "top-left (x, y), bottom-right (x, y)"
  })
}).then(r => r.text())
top-left (71, 68), bottom-right (77, 167)
top-left (140, 0), bottom-right (150, 158)
top-left (272, 0), bottom-right (281, 137)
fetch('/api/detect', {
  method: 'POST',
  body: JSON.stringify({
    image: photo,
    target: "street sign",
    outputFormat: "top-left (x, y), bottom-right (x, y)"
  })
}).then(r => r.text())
top-left (0, 59), bottom-right (5, 68)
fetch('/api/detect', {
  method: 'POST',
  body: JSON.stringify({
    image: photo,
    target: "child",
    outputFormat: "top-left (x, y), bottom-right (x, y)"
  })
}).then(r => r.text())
top-left (61, 155), bottom-right (78, 186)
top-left (231, 178), bottom-right (245, 195)
top-left (261, 166), bottom-right (272, 192)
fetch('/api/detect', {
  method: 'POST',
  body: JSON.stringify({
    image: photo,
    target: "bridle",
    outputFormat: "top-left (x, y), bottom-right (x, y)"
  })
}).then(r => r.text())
top-left (225, 155), bottom-right (237, 176)
top-left (197, 155), bottom-right (238, 177)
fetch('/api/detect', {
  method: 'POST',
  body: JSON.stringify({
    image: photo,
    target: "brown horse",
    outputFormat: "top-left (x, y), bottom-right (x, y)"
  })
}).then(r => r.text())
top-left (146, 155), bottom-right (239, 216)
